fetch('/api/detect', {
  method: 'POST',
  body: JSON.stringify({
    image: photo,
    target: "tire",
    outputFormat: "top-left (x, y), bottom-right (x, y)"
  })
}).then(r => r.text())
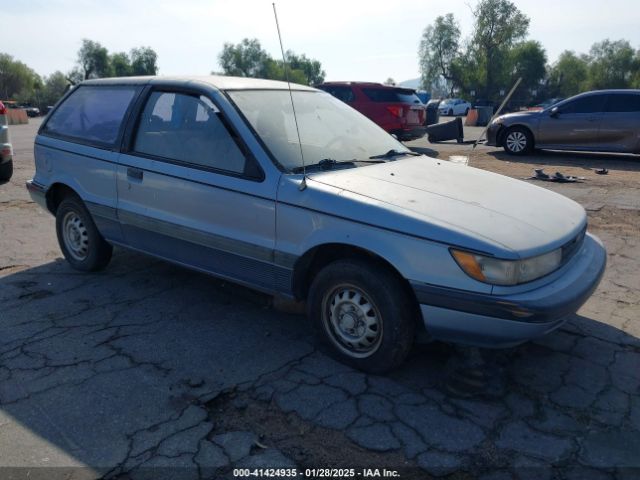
top-left (0, 161), bottom-right (13, 182)
top-left (448, 109), bottom-right (453, 116)
top-left (503, 126), bottom-right (533, 155)
top-left (464, 108), bottom-right (469, 116)
top-left (428, 135), bottom-right (434, 143)
top-left (55, 195), bottom-right (112, 271)
top-left (307, 259), bottom-right (416, 373)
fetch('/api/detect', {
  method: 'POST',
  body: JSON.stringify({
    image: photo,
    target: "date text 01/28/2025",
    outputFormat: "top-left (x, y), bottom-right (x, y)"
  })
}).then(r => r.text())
top-left (233, 468), bottom-right (401, 478)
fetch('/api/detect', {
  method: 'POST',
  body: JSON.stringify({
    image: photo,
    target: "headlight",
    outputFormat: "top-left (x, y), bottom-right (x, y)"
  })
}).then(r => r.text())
top-left (450, 248), bottom-right (562, 286)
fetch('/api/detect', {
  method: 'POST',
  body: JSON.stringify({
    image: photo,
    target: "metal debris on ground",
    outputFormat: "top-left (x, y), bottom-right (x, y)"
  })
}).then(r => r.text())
top-left (594, 168), bottom-right (609, 175)
top-left (526, 168), bottom-right (584, 183)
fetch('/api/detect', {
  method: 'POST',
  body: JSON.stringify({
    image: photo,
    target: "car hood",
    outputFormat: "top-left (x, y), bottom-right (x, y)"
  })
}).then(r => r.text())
top-left (298, 157), bottom-right (586, 259)
top-left (496, 110), bottom-right (541, 122)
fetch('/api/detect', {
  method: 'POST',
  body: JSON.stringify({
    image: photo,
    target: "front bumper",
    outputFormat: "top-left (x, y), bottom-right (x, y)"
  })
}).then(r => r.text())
top-left (486, 122), bottom-right (502, 147)
top-left (412, 233), bottom-right (606, 347)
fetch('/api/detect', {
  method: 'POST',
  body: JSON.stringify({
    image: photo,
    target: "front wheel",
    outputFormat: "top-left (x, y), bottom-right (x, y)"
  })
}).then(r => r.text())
top-left (308, 259), bottom-right (416, 373)
top-left (503, 127), bottom-right (533, 155)
top-left (56, 195), bottom-right (113, 271)
top-left (448, 109), bottom-right (454, 116)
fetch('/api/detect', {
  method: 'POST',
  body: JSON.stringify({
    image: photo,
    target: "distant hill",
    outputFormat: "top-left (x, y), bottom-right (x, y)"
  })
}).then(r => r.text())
top-left (398, 78), bottom-right (421, 89)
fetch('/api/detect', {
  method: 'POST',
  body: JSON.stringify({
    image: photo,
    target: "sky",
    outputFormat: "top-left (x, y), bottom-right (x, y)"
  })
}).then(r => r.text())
top-left (2, 0), bottom-right (639, 84)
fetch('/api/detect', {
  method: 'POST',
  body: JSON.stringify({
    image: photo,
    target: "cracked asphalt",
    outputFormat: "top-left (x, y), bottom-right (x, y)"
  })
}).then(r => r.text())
top-left (0, 118), bottom-right (639, 479)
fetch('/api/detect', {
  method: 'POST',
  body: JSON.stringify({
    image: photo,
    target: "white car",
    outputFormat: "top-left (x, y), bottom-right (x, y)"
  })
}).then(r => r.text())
top-left (0, 101), bottom-right (13, 181)
top-left (439, 98), bottom-right (471, 116)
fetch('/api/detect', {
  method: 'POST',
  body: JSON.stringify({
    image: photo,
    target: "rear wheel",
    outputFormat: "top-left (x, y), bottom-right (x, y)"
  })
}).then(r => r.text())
top-left (55, 195), bottom-right (112, 271)
top-left (464, 108), bottom-right (470, 116)
top-left (0, 161), bottom-right (13, 181)
top-left (503, 126), bottom-right (533, 155)
top-left (448, 109), bottom-right (454, 116)
top-left (308, 259), bottom-right (415, 373)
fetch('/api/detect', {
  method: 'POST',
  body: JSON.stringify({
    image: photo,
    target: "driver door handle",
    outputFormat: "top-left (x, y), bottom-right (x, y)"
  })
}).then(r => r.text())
top-left (127, 167), bottom-right (144, 180)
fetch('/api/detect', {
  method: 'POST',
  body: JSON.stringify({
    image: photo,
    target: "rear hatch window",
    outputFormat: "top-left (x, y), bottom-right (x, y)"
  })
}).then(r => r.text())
top-left (362, 88), bottom-right (421, 104)
top-left (43, 85), bottom-right (138, 147)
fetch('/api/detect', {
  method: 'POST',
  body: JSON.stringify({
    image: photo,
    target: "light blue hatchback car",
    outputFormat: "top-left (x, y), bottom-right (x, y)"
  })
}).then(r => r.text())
top-left (27, 76), bottom-right (606, 372)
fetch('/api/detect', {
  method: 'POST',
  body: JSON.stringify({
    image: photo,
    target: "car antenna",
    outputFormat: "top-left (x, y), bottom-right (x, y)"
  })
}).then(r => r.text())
top-left (272, 3), bottom-right (307, 191)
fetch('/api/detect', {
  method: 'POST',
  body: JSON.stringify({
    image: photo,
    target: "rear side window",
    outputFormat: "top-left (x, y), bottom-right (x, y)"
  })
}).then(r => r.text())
top-left (133, 91), bottom-right (248, 175)
top-left (319, 86), bottom-right (355, 103)
top-left (559, 95), bottom-right (607, 114)
top-left (605, 94), bottom-right (640, 112)
top-left (362, 88), bottom-right (421, 104)
top-left (44, 86), bottom-right (137, 146)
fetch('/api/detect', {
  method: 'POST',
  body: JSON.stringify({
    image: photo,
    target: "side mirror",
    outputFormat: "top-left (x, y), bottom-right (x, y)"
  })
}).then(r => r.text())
top-left (550, 106), bottom-right (559, 118)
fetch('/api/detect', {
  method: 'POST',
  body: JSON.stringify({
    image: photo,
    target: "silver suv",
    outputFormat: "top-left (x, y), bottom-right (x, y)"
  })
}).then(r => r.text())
top-left (27, 76), bottom-right (606, 372)
top-left (0, 101), bottom-right (13, 181)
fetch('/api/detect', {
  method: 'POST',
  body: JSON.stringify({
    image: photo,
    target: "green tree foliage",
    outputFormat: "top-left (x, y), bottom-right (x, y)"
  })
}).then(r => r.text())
top-left (74, 40), bottom-right (158, 82)
top-left (546, 51), bottom-right (590, 98)
top-left (218, 38), bottom-right (270, 77)
top-left (110, 52), bottom-right (132, 77)
top-left (418, 14), bottom-right (461, 95)
top-left (418, 1), bottom-right (543, 103)
top-left (586, 39), bottom-right (637, 89)
top-left (470, 0), bottom-right (530, 98)
top-left (510, 40), bottom-right (547, 94)
top-left (0, 53), bottom-right (40, 99)
top-left (130, 47), bottom-right (158, 76)
top-left (217, 38), bottom-right (325, 85)
top-left (41, 71), bottom-right (70, 107)
top-left (77, 39), bottom-right (111, 79)
top-left (285, 51), bottom-right (325, 85)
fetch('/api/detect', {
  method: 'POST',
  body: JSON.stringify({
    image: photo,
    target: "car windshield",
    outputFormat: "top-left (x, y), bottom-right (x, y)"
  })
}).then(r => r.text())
top-left (227, 90), bottom-right (410, 172)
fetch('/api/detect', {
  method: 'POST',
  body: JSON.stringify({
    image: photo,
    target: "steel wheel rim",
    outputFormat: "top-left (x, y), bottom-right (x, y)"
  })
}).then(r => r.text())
top-left (506, 131), bottom-right (527, 152)
top-left (62, 211), bottom-right (89, 261)
top-left (322, 284), bottom-right (383, 358)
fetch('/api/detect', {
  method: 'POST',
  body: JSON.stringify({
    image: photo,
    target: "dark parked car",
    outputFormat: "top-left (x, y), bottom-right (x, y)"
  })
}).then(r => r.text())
top-left (487, 89), bottom-right (640, 155)
top-left (18, 104), bottom-right (40, 117)
top-left (316, 82), bottom-right (426, 140)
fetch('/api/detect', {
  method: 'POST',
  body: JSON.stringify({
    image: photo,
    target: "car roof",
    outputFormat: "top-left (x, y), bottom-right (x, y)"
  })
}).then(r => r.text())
top-left (81, 75), bottom-right (317, 91)
top-left (318, 81), bottom-right (414, 91)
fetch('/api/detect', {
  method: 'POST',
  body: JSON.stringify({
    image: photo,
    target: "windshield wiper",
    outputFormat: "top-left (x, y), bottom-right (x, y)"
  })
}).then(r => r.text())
top-left (369, 149), bottom-right (421, 160)
top-left (292, 158), bottom-right (385, 173)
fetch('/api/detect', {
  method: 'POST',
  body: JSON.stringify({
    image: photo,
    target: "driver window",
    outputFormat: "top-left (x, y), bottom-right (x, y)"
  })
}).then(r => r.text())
top-left (559, 95), bottom-right (607, 115)
top-left (134, 91), bottom-right (248, 175)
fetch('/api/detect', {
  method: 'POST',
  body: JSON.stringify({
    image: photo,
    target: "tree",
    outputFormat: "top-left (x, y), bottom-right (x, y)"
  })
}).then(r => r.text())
top-left (586, 39), bottom-right (637, 89)
top-left (510, 40), bottom-right (547, 99)
top-left (547, 50), bottom-right (589, 97)
top-left (77, 39), bottom-right (110, 79)
top-left (130, 47), bottom-right (158, 76)
top-left (218, 38), bottom-right (270, 78)
top-left (217, 38), bottom-right (325, 85)
top-left (0, 53), bottom-right (40, 99)
top-left (285, 51), bottom-right (325, 85)
top-left (418, 14), bottom-right (461, 95)
top-left (471, 0), bottom-right (530, 98)
top-left (384, 78), bottom-right (396, 86)
top-left (41, 71), bottom-right (70, 108)
top-left (110, 52), bottom-right (132, 77)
